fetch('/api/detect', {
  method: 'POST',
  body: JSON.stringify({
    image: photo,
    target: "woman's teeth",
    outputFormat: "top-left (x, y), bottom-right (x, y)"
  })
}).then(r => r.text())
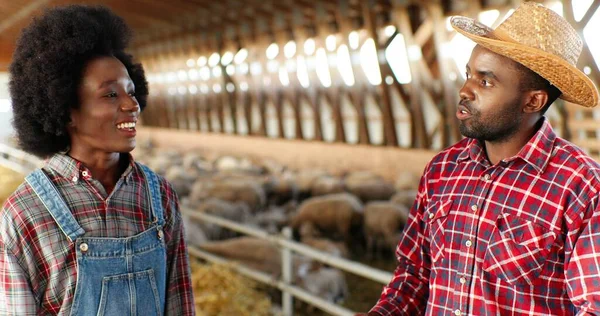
top-left (117, 122), bottom-right (136, 130)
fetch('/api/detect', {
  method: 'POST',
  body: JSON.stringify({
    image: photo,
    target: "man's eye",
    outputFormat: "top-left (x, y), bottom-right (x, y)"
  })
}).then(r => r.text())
top-left (481, 79), bottom-right (492, 87)
top-left (465, 72), bottom-right (470, 79)
top-left (105, 92), bottom-right (117, 98)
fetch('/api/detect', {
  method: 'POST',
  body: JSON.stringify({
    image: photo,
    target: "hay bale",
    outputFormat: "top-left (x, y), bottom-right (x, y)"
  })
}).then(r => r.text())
top-left (191, 262), bottom-right (272, 316)
top-left (0, 166), bottom-right (24, 205)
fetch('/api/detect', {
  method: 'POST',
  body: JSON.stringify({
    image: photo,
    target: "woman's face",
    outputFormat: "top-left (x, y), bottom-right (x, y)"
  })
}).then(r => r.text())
top-left (69, 56), bottom-right (140, 155)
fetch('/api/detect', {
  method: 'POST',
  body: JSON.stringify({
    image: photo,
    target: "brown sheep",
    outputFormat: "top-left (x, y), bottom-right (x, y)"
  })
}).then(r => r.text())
top-left (290, 193), bottom-right (363, 244)
top-left (311, 175), bottom-right (345, 197)
top-left (395, 171), bottom-right (420, 191)
top-left (263, 172), bottom-right (298, 206)
top-left (344, 171), bottom-right (395, 202)
top-left (390, 190), bottom-right (418, 209)
top-left (164, 165), bottom-right (197, 198)
top-left (363, 201), bottom-right (409, 259)
top-left (189, 179), bottom-right (266, 212)
top-left (183, 198), bottom-right (251, 241)
top-left (302, 237), bottom-right (350, 258)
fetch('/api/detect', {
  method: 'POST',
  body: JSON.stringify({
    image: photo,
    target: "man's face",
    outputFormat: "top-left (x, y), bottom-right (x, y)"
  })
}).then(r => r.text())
top-left (457, 45), bottom-right (527, 142)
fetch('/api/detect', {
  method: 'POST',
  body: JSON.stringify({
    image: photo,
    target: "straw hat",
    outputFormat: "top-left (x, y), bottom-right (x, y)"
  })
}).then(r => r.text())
top-left (451, 2), bottom-right (598, 107)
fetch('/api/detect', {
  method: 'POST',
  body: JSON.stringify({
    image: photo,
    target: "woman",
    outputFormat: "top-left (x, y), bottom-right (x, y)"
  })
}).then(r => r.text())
top-left (0, 5), bottom-right (195, 315)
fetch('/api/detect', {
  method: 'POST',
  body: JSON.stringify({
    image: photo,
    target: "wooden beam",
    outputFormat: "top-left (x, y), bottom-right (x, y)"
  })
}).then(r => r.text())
top-left (0, 0), bottom-right (52, 34)
top-left (429, 3), bottom-right (461, 147)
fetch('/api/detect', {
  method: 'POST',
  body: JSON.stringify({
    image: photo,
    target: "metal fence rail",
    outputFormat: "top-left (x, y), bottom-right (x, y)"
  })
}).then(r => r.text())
top-left (182, 208), bottom-right (394, 316)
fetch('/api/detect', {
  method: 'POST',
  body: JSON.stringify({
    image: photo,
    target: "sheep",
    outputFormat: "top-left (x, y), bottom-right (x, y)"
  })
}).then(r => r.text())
top-left (297, 267), bottom-right (348, 304)
top-left (263, 172), bottom-right (298, 206)
top-left (363, 201), bottom-right (409, 259)
top-left (183, 198), bottom-right (251, 241)
top-left (164, 165), bottom-right (197, 197)
top-left (344, 171), bottom-right (395, 202)
top-left (294, 169), bottom-right (329, 200)
top-left (395, 170), bottom-right (420, 191)
top-left (290, 193), bottom-right (363, 245)
top-left (199, 236), bottom-right (348, 305)
top-left (247, 205), bottom-right (292, 234)
top-left (302, 237), bottom-right (350, 259)
top-left (297, 222), bottom-right (350, 258)
top-left (311, 175), bottom-right (345, 197)
top-left (188, 179), bottom-right (266, 212)
top-left (390, 189), bottom-right (418, 209)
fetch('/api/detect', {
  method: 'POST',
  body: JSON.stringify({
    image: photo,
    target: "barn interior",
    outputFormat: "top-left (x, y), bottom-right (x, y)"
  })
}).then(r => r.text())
top-left (1, 0), bottom-right (599, 315)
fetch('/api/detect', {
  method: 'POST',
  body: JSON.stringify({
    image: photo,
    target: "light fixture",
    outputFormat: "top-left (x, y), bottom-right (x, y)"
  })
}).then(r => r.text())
top-left (337, 44), bottom-right (355, 86)
top-left (348, 31), bottom-right (360, 50)
top-left (279, 68), bottom-right (290, 86)
top-left (360, 38), bottom-right (382, 85)
top-left (221, 51), bottom-right (234, 65)
top-left (208, 53), bottom-right (220, 67)
top-left (315, 48), bottom-right (331, 87)
top-left (234, 48), bottom-right (248, 64)
top-left (284, 41), bottom-right (297, 59)
top-left (304, 38), bottom-right (316, 55)
top-left (326, 35), bottom-right (337, 52)
top-left (297, 55), bottom-right (310, 88)
top-left (266, 43), bottom-right (279, 60)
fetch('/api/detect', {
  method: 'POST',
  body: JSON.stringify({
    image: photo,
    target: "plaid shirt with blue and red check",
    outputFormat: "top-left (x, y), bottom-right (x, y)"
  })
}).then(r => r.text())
top-left (371, 119), bottom-right (600, 315)
top-left (0, 154), bottom-right (195, 315)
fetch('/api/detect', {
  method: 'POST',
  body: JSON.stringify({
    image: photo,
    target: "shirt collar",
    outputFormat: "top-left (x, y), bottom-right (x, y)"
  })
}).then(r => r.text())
top-left (457, 118), bottom-right (556, 173)
top-left (46, 153), bottom-right (137, 184)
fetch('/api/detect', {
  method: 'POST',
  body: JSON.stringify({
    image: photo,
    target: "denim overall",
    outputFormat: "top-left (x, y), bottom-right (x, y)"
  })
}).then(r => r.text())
top-left (25, 165), bottom-right (167, 316)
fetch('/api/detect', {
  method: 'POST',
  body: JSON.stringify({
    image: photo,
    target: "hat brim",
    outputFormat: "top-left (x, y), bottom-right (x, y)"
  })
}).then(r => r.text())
top-left (451, 16), bottom-right (599, 108)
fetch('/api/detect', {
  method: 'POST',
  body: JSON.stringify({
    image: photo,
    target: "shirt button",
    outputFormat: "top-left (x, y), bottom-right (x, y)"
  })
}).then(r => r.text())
top-left (459, 277), bottom-right (466, 284)
top-left (471, 204), bottom-right (478, 212)
top-left (79, 243), bottom-right (88, 252)
top-left (158, 230), bottom-right (164, 240)
top-left (72, 176), bottom-right (78, 182)
top-left (454, 309), bottom-right (462, 316)
top-left (428, 213), bottom-right (434, 219)
top-left (82, 171), bottom-right (89, 177)
top-left (465, 240), bottom-right (472, 247)
top-left (483, 174), bottom-right (490, 181)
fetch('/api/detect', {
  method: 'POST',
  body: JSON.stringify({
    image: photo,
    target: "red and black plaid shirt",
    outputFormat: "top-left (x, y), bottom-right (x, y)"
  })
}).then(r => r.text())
top-left (371, 119), bottom-right (600, 315)
top-left (0, 154), bottom-right (195, 315)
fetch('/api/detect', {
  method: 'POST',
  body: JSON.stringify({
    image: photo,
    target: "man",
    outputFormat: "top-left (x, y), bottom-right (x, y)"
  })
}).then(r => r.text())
top-left (367, 2), bottom-right (600, 315)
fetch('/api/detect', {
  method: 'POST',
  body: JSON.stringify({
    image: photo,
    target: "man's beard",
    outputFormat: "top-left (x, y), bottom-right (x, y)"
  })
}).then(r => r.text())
top-left (458, 99), bottom-right (523, 143)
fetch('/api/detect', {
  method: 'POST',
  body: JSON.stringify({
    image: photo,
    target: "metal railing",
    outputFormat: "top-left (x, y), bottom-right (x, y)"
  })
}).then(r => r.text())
top-left (182, 209), bottom-right (394, 316)
top-left (0, 143), bottom-right (41, 174)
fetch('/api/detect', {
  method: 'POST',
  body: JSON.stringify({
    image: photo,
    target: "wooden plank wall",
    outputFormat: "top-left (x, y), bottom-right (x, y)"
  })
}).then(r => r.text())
top-left (135, 127), bottom-right (436, 181)
top-left (133, 1), bottom-right (600, 160)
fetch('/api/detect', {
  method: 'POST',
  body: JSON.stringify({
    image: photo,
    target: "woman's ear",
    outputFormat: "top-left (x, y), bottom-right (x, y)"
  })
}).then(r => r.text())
top-left (68, 110), bottom-right (78, 131)
top-left (523, 90), bottom-right (548, 114)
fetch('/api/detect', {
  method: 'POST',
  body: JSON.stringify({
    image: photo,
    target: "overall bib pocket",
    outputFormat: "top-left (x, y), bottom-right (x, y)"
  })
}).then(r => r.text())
top-left (97, 268), bottom-right (162, 316)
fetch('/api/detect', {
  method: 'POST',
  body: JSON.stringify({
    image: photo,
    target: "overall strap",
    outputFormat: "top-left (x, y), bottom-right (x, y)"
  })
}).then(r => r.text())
top-left (25, 169), bottom-right (85, 242)
top-left (139, 164), bottom-right (165, 226)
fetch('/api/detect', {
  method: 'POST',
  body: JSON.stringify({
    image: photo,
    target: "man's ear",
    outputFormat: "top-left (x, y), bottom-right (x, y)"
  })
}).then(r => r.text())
top-left (523, 90), bottom-right (548, 114)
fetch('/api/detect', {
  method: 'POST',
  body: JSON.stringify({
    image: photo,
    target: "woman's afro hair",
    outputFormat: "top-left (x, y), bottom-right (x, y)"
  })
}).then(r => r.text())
top-left (9, 5), bottom-right (148, 158)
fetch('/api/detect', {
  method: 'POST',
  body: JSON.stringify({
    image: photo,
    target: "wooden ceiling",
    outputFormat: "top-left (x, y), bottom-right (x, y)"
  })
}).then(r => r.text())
top-left (0, 0), bottom-right (515, 70)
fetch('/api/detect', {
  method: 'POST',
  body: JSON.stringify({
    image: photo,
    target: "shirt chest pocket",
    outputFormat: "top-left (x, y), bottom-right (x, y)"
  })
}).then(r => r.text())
top-left (483, 213), bottom-right (557, 287)
top-left (424, 199), bottom-right (453, 264)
